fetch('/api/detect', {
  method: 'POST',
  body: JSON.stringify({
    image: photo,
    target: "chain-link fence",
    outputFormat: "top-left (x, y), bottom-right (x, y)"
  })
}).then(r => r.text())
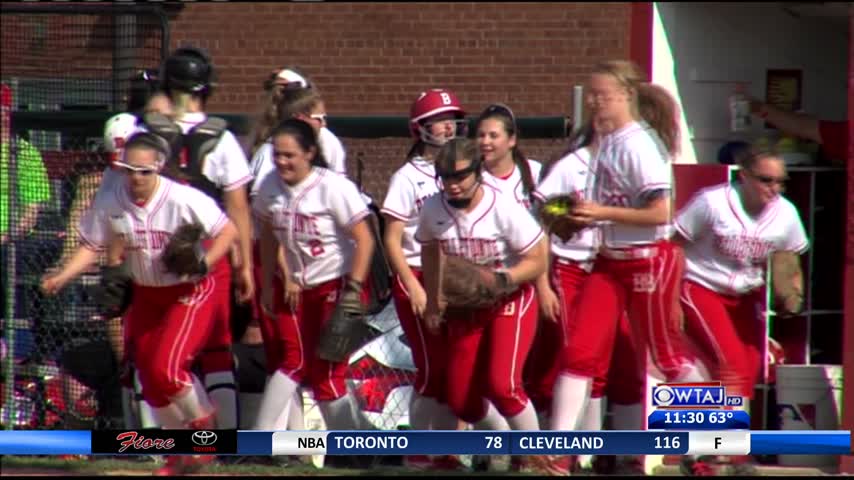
top-left (1, 3), bottom-right (169, 431)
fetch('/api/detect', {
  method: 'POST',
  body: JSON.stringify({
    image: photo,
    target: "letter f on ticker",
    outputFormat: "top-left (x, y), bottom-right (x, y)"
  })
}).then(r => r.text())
top-left (714, 437), bottom-right (722, 449)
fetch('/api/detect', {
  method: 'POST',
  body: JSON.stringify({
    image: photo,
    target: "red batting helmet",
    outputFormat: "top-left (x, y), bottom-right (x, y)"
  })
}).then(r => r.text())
top-left (409, 89), bottom-right (467, 145)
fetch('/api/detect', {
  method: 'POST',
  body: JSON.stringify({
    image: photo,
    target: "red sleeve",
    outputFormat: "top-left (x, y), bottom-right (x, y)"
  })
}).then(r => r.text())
top-left (818, 120), bottom-right (849, 162)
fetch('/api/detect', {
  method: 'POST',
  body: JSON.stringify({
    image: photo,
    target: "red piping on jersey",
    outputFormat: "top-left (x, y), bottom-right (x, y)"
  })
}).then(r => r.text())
top-left (285, 169), bottom-right (326, 286)
top-left (379, 207), bottom-right (411, 222)
top-left (410, 159), bottom-right (437, 180)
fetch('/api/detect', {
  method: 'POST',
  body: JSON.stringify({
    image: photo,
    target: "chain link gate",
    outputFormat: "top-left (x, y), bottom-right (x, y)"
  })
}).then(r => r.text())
top-left (1, 3), bottom-right (169, 430)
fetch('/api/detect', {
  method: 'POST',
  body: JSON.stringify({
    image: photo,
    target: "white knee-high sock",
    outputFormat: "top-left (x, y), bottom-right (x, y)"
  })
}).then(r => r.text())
top-left (506, 400), bottom-right (540, 431)
top-left (428, 400), bottom-right (460, 431)
top-left (550, 373), bottom-right (592, 430)
top-left (254, 371), bottom-right (299, 430)
top-left (153, 402), bottom-right (185, 429)
top-left (286, 389), bottom-right (305, 430)
top-left (474, 400), bottom-right (511, 430)
top-left (171, 379), bottom-right (210, 423)
top-left (134, 370), bottom-right (159, 428)
top-left (205, 371), bottom-right (238, 429)
top-left (577, 397), bottom-right (604, 467)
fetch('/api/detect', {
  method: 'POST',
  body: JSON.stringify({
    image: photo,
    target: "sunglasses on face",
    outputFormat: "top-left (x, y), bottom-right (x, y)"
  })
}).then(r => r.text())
top-left (749, 170), bottom-right (787, 186)
top-left (115, 161), bottom-right (157, 176)
top-left (309, 113), bottom-right (327, 123)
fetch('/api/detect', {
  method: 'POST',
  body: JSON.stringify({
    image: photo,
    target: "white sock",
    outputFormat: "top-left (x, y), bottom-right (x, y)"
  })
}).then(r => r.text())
top-left (318, 395), bottom-right (361, 430)
top-left (153, 402), bottom-right (185, 429)
top-left (191, 374), bottom-right (214, 413)
top-left (285, 389), bottom-right (304, 430)
top-left (121, 387), bottom-right (139, 429)
top-left (133, 370), bottom-right (159, 428)
top-left (550, 373), bottom-right (592, 430)
top-left (428, 400), bottom-right (460, 431)
top-left (171, 381), bottom-right (209, 423)
top-left (506, 400), bottom-right (540, 431)
top-left (254, 370), bottom-right (300, 430)
top-left (205, 371), bottom-right (238, 429)
top-left (577, 397), bottom-right (603, 468)
top-left (474, 400), bottom-right (511, 430)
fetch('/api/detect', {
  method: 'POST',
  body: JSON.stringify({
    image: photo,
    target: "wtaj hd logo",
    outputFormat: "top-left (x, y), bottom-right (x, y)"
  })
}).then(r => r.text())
top-left (652, 383), bottom-right (742, 408)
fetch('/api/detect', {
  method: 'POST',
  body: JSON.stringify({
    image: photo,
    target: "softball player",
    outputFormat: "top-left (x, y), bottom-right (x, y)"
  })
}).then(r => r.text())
top-left (250, 67), bottom-right (346, 176)
top-left (42, 132), bottom-right (237, 475)
top-left (147, 46), bottom-right (255, 430)
top-left (415, 137), bottom-right (548, 434)
top-left (381, 89), bottom-right (467, 470)
top-left (252, 118), bottom-right (374, 432)
top-left (552, 61), bottom-right (704, 440)
top-left (533, 121), bottom-right (644, 475)
top-left (676, 148), bottom-right (807, 475)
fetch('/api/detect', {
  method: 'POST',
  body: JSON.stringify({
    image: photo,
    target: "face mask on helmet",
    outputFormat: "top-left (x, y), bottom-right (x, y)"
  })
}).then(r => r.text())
top-left (417, 116), bottom-right (469, 147)
top-left (409, 89), bottom-right (467, 147)
top-left (438, 163), bottom-right (480, 209)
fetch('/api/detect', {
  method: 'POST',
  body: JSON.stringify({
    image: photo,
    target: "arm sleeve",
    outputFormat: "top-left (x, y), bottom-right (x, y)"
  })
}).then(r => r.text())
top-left (780, 205), bottom-right (810, 254)
top-left (534, 155), bottom-right (572, 202)
top-left (328, 176), bottom-right (370, 229)
top-left (250, 176), bottom-right (273, 222)
top-left (216, 132), bottom-right (254, 192)
top-left (187, 188), bottom-right (229, 238)
top-left (414, 199), bottom-right (436, 244)
top-left (248, 142), bottom-right (273, 198)
top-left (380, 171), bottom-right (415, 221)
top-left (501, 200), bottom-right (545, 254)
top-left (674, 192), bottom-right (709, 242)
top-left (623, 142), bottom-right (672, 203)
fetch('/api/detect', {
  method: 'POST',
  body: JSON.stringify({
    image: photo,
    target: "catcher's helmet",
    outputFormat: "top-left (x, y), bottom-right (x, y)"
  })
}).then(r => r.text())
top-left (409, 89), bottom-right (467, 146)
top-left (103, 113), bottom-right (139, 165)
top-left (161, 46), bottom-right (215, 95)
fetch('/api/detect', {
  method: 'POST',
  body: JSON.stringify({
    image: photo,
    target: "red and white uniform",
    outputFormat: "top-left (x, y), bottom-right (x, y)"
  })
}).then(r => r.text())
top-left (563, 121), bottom-right (695, 383)
top-left (249, 126), bottom-right (347, 199)
top-left (252, 167), bottom-right (370, 401)
top-left (380, 156), bottom-right (444, 400)
top-left (481, 159), bottom-right (543, 212)
top-left (676, 183), bottom-right (808, 398)
top-left (78, 177), bottom-right (230, 407)
top-left (414, 187), bottom-right (543, 423)
top-left (529, 148), bottom-right (643, 412)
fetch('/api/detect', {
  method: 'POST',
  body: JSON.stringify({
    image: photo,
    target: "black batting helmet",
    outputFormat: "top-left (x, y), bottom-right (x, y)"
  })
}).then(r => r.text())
top-left (161, 46), bottom-right (215, 96)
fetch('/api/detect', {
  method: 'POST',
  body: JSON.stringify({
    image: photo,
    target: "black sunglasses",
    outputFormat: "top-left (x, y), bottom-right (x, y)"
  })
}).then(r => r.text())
top-left (749, 170), bottom-right (787, 186)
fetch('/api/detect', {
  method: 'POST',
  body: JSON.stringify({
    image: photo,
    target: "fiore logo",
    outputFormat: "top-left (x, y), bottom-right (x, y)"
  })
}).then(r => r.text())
top-left (192, 431), bottom-right (218, 446)
top-left (116, 431), bottom-right (175, 453)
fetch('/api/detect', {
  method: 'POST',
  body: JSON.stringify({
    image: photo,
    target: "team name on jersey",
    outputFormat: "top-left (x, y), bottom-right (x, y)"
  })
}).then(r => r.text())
top-left (440, 237), bottom-right (501, 265)
top-left (714, 233), bottom-right (775, 264)
top-left (122, 229), bottom-right (172, 251)
top-left (271, 209), bottom-right (321, 236)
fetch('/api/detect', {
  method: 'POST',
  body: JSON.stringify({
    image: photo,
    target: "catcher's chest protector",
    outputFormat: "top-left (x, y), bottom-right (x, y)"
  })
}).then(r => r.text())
top-left (143, 112), bottom-right (228, 207)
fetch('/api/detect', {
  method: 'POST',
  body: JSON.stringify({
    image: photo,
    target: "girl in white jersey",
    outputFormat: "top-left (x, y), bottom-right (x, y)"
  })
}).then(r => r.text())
top-left (381, 88), bottom-right (468, 471)
top-left (675, 148), bottom-right (807, 475)
top-left (532, 119), bottom-right (645, 475)
top-left (416, 138), bottom-right (548, 452)
top-left (550, 61), bottom-right (704, 453)
top-left (252, 119), bottom-right (375, 432)
top-left (42, 132), bottom-right (238, 475)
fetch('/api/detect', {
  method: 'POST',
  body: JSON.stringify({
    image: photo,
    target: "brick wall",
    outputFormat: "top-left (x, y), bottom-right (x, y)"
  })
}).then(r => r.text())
top-left (167, 2), bottom-right (632, 200)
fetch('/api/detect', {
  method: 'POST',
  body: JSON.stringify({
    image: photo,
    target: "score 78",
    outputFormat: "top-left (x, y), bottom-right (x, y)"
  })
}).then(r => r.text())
top-left (485, 435), bottom-right (503, 450)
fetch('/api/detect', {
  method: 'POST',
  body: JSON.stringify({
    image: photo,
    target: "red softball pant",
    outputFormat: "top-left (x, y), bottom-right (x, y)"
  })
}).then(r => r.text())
top-left (126, 276), bottom-right (219, 408)
top-left (260, 277), bottom-right (366, 402)
top-left (525, 258), bottom-right (643, 413)
top-left (197, 256), bottom-right (234, 374)
top-left (561, 240), bottom-right (694, 382)
top-left (392, 268), bottom-right (449, 403)
top-left (444, 283), bottom-right (538, 424)
top-left (680, 280), bottom-right (764, 399)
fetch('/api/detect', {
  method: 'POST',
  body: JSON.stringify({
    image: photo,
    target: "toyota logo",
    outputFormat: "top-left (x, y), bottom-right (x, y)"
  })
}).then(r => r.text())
top-left (191, 431), bottom-right (217, 446)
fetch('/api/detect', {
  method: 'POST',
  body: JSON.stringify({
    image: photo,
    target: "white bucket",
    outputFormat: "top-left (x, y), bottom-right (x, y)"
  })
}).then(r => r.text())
top-left (775, 364), bottom-right (844, 467)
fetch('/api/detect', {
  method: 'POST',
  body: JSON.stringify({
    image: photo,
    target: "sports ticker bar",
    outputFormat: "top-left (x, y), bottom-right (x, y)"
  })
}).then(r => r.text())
top-left (0, 430), bottom-right (849, 456)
